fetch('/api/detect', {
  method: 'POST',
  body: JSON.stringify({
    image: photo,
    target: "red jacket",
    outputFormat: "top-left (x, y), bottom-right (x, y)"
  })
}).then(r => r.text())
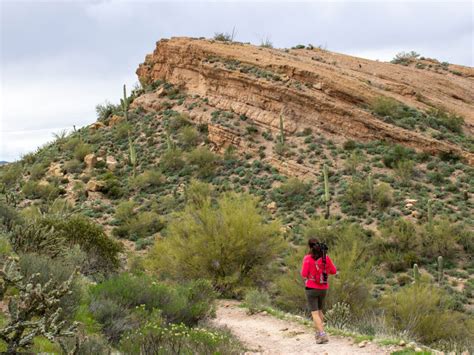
top-left (301, 254), bottom-right (337, 290)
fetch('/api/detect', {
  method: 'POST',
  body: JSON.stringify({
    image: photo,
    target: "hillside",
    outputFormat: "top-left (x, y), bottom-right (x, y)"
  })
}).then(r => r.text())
top-left (0, 37), bottom-right (472, 353)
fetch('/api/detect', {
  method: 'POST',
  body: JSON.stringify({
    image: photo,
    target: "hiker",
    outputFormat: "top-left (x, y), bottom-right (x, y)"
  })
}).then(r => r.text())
top-left (301, 238), bottom-right (337, 344)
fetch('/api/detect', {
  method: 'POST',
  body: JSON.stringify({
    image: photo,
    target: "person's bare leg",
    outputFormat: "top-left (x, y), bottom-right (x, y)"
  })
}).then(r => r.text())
top-left (311, 311), bottom-right (323, 333)
top-left (318, 310), bottom-right (324, 329)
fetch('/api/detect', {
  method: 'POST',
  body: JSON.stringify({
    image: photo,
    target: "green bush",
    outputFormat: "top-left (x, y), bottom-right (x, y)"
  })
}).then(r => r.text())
top-left (29, 162), bottom-right (48, 181)
top-left (420, 218), bottom-right (461, 260)
top-left (96, 101), bottom-right (119, 122)
top-left (130, 170), bottom-right (164, 190)
top-left (0, 163), bottom-right (22, 187)
top-left (381, 283), bottom-right (473, 349)
top-left (113, 211), bottom-right (164, 240)
top-left (160, 148), bottom-right (185, 172)
top-left (244, 289), bottom-right (271, 314)
top-left (178, 126), bottom-right (200, 149)
top-left (373, 182), bottom-right (393, 209)
top-left (372, 96), bottom-right (403, 117)
top-left (120, 322), bottom-right (241, 355)
top-left (187, 147), bottom-right (219, 178)
top-left (90, 274), bottom-right (216, 343)
top-left (39, 215), bottom-right (122, 274)
top-left (22, 181), bottom-right (60, 200)
top-left (394, 160), bottom-right (414, 185)
top-left (342, 179), bottom-right (369, 215)
top-left (272, 178), bottom-right (310, 208)
top-left (74, 142), bottom-right (92, 162)
top-left (383, 145), bottom-right (413, 168)
top-left (63, 159), bottom-right (83, 174)
top-left (147, 192), bottom-right (284, 296)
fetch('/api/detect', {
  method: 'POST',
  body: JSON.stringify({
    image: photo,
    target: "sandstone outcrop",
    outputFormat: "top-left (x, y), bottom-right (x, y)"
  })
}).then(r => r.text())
top-left (136, 37), bottom-right (474, 164)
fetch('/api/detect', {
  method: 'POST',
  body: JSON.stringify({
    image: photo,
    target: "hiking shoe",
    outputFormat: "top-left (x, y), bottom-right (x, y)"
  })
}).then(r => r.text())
top-left (320, 334), bottom-right (329, 344)
top-left (315, 333), bottom-right (325, 344)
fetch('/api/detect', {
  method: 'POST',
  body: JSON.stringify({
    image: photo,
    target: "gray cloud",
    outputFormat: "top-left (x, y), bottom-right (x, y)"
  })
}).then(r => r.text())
top-left (1, 0), bottom-right (472, 161)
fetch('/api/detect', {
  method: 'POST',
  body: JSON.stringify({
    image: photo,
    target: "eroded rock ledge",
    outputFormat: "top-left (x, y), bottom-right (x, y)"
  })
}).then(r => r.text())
top-left (136, 37), bottom-right (474, 164)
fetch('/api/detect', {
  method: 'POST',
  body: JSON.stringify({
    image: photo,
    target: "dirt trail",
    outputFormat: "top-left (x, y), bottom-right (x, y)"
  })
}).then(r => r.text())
top-left (211, 300), bottom-right (398, 355)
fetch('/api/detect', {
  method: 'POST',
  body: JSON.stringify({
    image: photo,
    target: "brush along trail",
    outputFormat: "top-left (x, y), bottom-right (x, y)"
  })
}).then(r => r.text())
top-left (211, 300), bottom-right (401, 355)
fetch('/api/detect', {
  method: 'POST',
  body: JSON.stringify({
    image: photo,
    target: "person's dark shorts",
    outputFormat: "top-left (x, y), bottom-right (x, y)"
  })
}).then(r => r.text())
top-left (305, 287), bottom-right (327, 311)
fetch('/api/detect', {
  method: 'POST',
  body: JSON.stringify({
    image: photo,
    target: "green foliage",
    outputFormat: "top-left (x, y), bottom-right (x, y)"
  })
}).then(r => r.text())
top-left (272, 178), bottom-right (310, 208)
top-left (178, 126), bottom-right (200, 149)
top-left (344, 150), bottom-right (364, 174)
top-left (0, 164), bottom-right (22, 187)
top-left (160, 148), bottom-right (185, 172)
top-left (213, 32), bottom-right (234, 42)
top-left (39, 215), bottom-right (122, 274)
top-left (373, 182), bottom-right (393, 210)
top-left (372, 96), bottom-right (403, 117)
top-left (113, 211), bottom-right (164, 241)
top-left (382, 145), bottom-right (414, 168)
top-left (74, 143), bottom-right (92, 162)
top-left (394, 160), bottom-right (414, 185)
top-left (89, 274), bottom-right (216, 343)
top-left (63, 159), bottom-right (83, 174)
top-left (95, 101), bottom-right (119, 122)
top-left (187, 147), bottom-right (219, 178)
top-left (184, 179), bottom-right (213, 207)
top-left (325, 302), bottom-right (351, 329)
top-left (391, 51), bottom-right (420, 65)
top-left (120, 322), bottom-right (241, 354)
top-left (420, 218), bottom-right (461, 260)
top-left (426, 109), bottom-right (464, 133)
top-left (29, 162), bottom-right (48, 181)
top-left (130, 169), bottom-right (164, 190)
top-left (22, 181), bottom-right (60, 200)
top-left (101, 172), bottom-right (125, 199)
top-left (342, 179), bottom-right (369, 215)
top-left (244, 289), bottom-right (271, 314)
top-left (147, 192), bottom-right (284, 296)
top-left (381, 283), bottom-right (473, 349)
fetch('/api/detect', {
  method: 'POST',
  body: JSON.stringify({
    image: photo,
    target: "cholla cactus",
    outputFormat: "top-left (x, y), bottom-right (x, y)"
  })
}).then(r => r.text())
top-left (437, 256), bottom-right (444, 285)
top-left (413, 263), bottom-right (420, 284)
top-left (323, 164), bottom-right (331, 219)
top-left (325, 302), bottom-right (351, 329)
top-left (0, 258), bottom-right (78, 354)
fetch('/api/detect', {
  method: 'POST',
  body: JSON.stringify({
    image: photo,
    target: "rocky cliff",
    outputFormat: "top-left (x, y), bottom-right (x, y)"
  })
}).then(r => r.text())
top-left (136, 37), bottom-right (474, 164)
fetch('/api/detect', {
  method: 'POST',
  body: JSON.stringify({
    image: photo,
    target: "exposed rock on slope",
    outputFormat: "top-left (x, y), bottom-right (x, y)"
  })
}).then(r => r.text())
top-left (137, 37), bottom-right (474, 164)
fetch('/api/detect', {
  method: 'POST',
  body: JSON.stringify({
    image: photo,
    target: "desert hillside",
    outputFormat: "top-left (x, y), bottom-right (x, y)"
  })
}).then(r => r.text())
top-left (137, 37), bottom-right (474, 164)
top-left (0, 37), bottom-right (472, 353)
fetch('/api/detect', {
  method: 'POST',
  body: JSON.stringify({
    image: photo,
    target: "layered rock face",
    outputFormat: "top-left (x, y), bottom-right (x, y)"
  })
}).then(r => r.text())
top-left (136, 37), bottom-right (474, 164)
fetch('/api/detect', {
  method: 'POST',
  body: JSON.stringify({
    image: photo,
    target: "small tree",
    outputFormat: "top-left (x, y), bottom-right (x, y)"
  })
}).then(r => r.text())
top-left (0, 258), bottom-right (78, 354)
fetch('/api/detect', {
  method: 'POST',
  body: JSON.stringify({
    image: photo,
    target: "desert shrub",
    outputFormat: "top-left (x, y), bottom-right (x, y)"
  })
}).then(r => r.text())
top-left (18, 253), bottom-right (82, 319)
top-left (114, 122), bottom-right (132, 140)
top-left (90, 274), bottom-right (216, 343)
top-left (373, 182), bottom-right (393, 209)
top-left (391, 51), bottom-right (420, 65)
top-left (0, 201), bottom-right (20, 232)
top-left (213, 32), bottom-right (233, 42)
top-left (325, 225), bottom-right (374, 314)
top-left (325, 302), bottom-right (351, 329)
top-left (130, 169), bottom-right (164, 190)
top-left (96, 101), bottom-right (119, 122)
top-left (147, 192), bottom-right (284, 296)
top-left (274, 141), bottom-right (289, 156)
top-left (382, 145), bottom-right (413, 168)
top-left (22, 181), bottom-right (60, 200)
top-left (29, 162), bottom-right (48, 180)
top-left (120, 322), bottom-right (241, 355)
top-left (39, 215), bottom-right (122, 274)
top-left (244, 289), bottom-right (271, 314)
top-left (381, 218), bottom-right (419, 254)
top-left (168, 113), bottom-right (190, 132)
top-left (160, 148), bottom-right (185, 172)
top-left (372, 96), bottom-right (403, 117)
top-left (101, 172), bottom-right (125, 199)
top-left (63, 159), bottom-right (83, 174)
top-left (420, 218), bottom-right (462, 260)
top-left (178, 126), bottom-right (200, 149)
top-left (394, 160), bottom-right (414, 185)
top-left (273, 248), bottom-right (307, 312)
top-left (426, 109), bottom-right (464, 134)
top-left (113, 211), bottom-right (164, 240)
top-left (187, 147), bottom-right (219, 178)
top-left (0, 163), bottom-right (22, 187)
top-left (74, 142), bottom-right (92, 162)
top-left (272, 178), bottom-right (310, 208)
top-left (342, 179), bottom-right (369, 215)
top-left (114, 200), bottom-right (135, 223)
top-left (381, 283), bottom-right (473, 349)
top-left (74, 335), bottom-right (111, 355)
top-left (344, 150), bottom-right (364, 174)
top-left (184, 179), bottom-right (213, 207)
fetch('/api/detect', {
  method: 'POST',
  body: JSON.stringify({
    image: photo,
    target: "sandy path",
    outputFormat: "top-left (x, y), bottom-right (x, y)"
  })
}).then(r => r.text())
top-left (211, 300), bottom-right (396, 355)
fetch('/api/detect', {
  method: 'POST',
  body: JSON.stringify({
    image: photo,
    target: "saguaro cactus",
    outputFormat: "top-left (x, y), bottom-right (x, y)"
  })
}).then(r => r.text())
top-left (279, 113), bottom-right (285, 145)
top-left (368, 173), bottom-right (374, 208)
top-left (413, 263), bottom-right (420, 284)
top-left (427, 199), bottom-right (433, 226)
top-left (323, 164), bottom-right (331, 219)
top-left (128, 134), bottom-right (137, 177)
top-left (122, 84), bottom-right (129, 122)
top-left (437, 256), bottom-right (444, 285)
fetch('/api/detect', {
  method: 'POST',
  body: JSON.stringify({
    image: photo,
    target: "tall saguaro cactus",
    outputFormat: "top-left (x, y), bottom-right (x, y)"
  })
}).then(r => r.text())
top-left (279, 113), bottom-right (285, 145)
top-left (128, 134), bottom-right (137, 177)
top-left (437, 256), bottom-right (444, 285)
top-left (122, 84), bottom-right (129, 122)
top-left (323, 164), bottom-right (331, 219)
top-left (413, 263), bottom-right (420, 284)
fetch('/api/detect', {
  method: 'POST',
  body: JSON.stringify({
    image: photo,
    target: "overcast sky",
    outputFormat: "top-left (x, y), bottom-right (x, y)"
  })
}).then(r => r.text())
top-left (1, 0), bottom-right (472, 162)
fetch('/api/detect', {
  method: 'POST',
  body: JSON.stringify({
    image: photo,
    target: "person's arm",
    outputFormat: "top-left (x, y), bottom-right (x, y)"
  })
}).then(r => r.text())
top-left (326, 255), bottom-right (337, 275)
top-left (301, 256), bottom-right (310, 279)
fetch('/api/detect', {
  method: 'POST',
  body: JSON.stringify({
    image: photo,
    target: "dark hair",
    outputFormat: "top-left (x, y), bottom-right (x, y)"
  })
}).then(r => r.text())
top-left (308, 238), bottom-right (322, 260)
